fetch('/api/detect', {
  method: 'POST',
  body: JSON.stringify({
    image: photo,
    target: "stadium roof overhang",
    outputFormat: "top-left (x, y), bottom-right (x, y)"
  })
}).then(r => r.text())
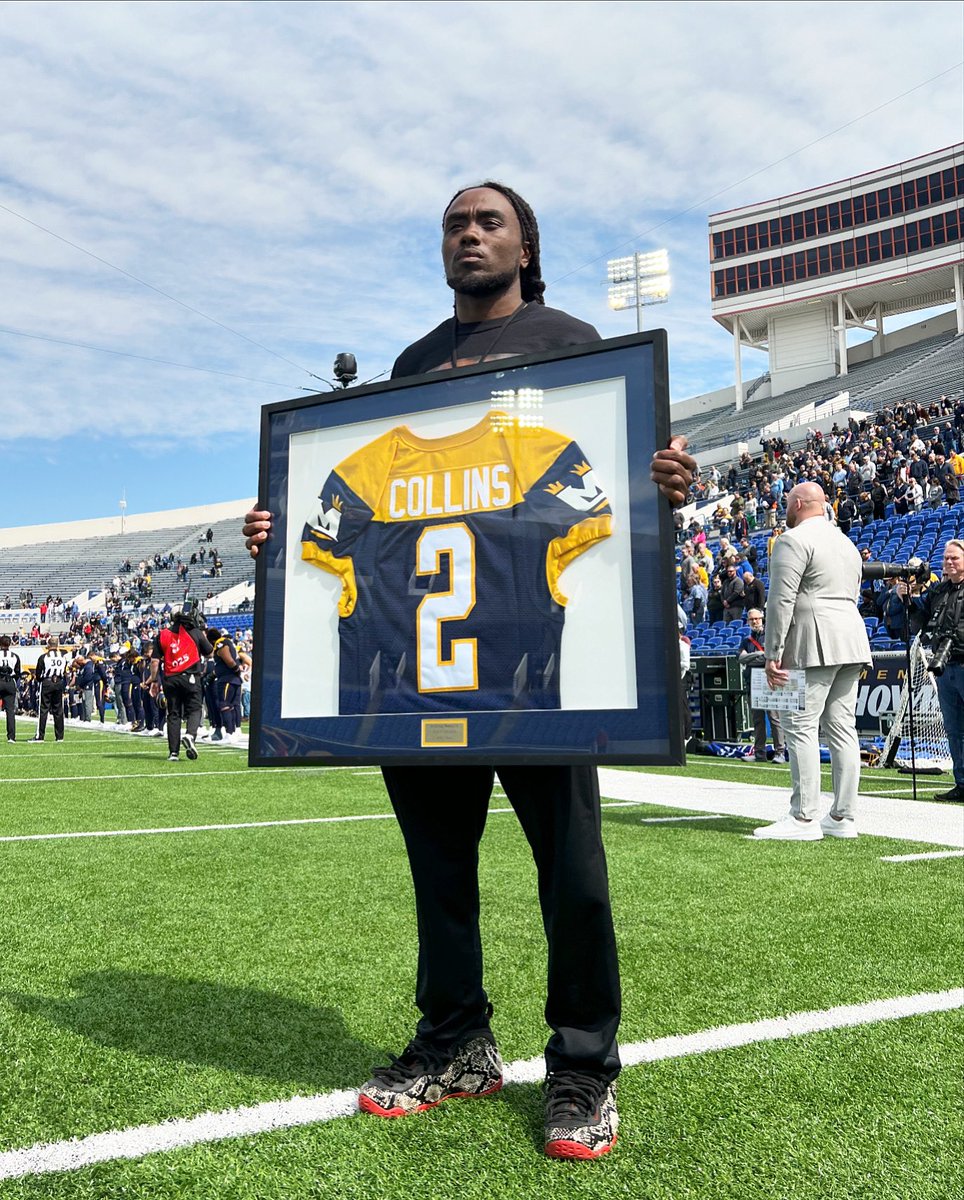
top-left (712, 259), bottom-right (962, 346)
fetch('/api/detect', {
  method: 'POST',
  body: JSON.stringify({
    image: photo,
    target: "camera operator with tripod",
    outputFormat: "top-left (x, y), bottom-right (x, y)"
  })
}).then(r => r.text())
top-left (901, 540), bottom-right (964, 802)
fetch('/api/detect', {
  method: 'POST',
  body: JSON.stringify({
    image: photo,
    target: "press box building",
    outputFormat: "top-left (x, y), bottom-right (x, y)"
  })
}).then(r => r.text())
top-left (708, 144), bottom-right (964, 408)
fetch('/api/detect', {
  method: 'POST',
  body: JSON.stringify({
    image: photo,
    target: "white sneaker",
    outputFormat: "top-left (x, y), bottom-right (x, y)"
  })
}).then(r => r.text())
top-left (820, 814), bottom-right (858, 839)
top-left (752, 814), bottom-right (823, 840)
top-left (771, 750), bottom-right (787, 764)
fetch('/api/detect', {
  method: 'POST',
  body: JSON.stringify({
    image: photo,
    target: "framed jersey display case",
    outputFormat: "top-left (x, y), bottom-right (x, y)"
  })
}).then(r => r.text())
top-left (250, 331), bottom-right (683, 766)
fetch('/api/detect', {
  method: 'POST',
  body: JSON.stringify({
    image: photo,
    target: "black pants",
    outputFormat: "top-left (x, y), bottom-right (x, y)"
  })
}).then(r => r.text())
top-left (143, 689), bottom-right (163, 731)
top-left (0, 679), bottom-right (16, 740)
top-left (94, 679), bottom-right (108, 722)
top-left (38, 680), bottom-right (65, 740)
top-left (380, 763), bottom-right (621, 1081)
top-left (121, 681), bottom-right (144, 726)
top-left (163, 671), bottom-right (203, 755)
top-left (203, 676), bottom-right (221, 732)
top-left (217, 677), bottom-right (241, 734)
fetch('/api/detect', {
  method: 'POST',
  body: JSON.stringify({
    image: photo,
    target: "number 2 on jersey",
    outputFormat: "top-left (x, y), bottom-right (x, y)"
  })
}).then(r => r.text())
top-left (416, 523), bottom-right (478, 693)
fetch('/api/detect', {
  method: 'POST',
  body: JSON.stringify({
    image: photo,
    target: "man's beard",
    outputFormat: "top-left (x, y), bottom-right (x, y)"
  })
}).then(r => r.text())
top-left (446, 266), bottom-right (518, 300)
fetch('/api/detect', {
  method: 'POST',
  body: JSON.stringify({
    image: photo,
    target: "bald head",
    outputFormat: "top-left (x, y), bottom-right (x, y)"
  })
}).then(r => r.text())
top-left (786, 482), bottom-right (825, 528)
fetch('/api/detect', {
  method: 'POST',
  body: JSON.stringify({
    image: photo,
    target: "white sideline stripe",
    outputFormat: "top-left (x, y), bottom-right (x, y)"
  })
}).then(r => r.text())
top-left (0, 801), bottom-right (645, 845)
top-left (881, 849), bottom-right (964, 862)
top-left (601, 768), bottom-right (964, 848)
top-left (1, 988), bottom-right (959, 1181)
top-left (639, 814), bottom-right (726, 824)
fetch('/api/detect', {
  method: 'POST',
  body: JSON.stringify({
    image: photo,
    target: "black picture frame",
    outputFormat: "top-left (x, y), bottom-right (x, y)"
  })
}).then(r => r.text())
top-left (250, 331), bottom-right (683, 766)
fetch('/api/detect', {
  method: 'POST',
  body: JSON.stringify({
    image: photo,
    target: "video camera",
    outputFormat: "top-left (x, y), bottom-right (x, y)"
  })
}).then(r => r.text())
top-left (333, 352), bottom-right (357, 388)
top-left (861, 557), bottom-right (931, 584)
top-left (183, 598), bottom-right (207, 631)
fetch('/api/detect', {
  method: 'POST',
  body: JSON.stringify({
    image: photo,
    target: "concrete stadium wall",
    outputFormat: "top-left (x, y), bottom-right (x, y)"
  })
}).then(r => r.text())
top-left (0, 498), bottom-right (256, 550)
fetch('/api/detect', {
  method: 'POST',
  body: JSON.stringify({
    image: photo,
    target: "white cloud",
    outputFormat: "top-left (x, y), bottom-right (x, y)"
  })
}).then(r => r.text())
top-left (0, 0), bottom-right (960, 517)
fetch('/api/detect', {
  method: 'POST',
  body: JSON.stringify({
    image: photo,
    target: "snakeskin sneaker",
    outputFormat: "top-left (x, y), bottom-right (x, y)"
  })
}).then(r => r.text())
top-left (544, 1071), bottom-right (618, 1160)
top-left (358, 1034), bottom-right (503, 1118)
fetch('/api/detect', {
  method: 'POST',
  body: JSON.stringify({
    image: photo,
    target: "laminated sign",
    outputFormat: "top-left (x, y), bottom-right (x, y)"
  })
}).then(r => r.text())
top-left (751, 668), bottom-right (807, 713)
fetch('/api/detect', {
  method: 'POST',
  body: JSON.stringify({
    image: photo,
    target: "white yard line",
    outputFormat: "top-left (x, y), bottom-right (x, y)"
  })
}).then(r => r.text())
top-left (0, 768), bottom-right (333, 786)
top-left (1, 763), bottom-right (959, 849)
top-left (0, 751), bottom-right (160, 758)
top-left (881, 849), bottom-right (964, 863)
top-left (638, 814), bottom-right (726, 823)
top-left (0, 787), bottom-right (957, 848)
top-left (1, 987), bottom-right (959, 1181)
top-left (0, 813), bottom-right (400, 843)
top-left (0, 801), bottom-right (646, 844)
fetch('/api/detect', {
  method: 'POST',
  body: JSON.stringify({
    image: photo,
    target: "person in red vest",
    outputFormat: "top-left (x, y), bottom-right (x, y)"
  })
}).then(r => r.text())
top-left (147, 610), bottom-right (212, 762)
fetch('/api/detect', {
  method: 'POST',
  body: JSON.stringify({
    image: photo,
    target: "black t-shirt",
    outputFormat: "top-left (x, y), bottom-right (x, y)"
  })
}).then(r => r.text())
top-left (391, 304), bottom-right (600, 379)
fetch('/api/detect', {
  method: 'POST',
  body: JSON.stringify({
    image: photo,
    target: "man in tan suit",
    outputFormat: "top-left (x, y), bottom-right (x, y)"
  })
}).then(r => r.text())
top-left (754, 482), bottom-right (872, 840)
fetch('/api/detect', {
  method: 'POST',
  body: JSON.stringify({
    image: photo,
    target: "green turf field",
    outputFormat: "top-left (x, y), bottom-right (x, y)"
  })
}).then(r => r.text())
top-left (0, 726), bottom-right (961, 1198)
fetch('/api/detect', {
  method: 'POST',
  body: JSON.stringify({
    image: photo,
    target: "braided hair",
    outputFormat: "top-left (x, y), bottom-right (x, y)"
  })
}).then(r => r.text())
top-left (444, 181), bottom-right (546, 305)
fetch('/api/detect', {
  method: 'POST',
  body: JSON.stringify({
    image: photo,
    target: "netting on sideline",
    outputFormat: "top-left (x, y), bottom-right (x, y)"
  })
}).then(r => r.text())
top-left (880, 636), bottom-right (951, 773)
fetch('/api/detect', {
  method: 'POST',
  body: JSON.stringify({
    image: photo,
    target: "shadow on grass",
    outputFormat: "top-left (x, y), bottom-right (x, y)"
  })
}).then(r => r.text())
top-left (4, 970), bottom-right (380, 1090)
top-left (601, 810), bottom-right (754, 836)
top-left (491, 1078), bottom-right (546, 1151)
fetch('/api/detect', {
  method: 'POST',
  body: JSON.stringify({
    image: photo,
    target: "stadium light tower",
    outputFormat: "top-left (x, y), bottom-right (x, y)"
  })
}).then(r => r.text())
top-left (607, 250), bottom-right (671, 331)
top-left (119, 489), bottom-right (127, 536)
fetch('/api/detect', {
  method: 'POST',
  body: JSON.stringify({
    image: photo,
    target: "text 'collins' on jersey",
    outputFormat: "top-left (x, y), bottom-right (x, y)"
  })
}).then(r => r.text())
top-left (301, 412), bottom-right (612, 716)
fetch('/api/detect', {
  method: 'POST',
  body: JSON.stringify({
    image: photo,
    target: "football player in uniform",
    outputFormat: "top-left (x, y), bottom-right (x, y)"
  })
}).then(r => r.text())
top-left (200, 643), bottom-right (222, 741)
top-left (92, 651), bottom-right (110, 724)
top-left (206, 628), bottom-right (251, 742)
top-left (139, 645), bottom-right (165, 737)
top-left (116, 648), bottom-right (145, 733)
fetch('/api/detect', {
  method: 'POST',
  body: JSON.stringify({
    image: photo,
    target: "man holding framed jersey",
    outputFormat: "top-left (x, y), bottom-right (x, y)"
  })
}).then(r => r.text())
top-left (244, 182), bottom-right (694, 1160)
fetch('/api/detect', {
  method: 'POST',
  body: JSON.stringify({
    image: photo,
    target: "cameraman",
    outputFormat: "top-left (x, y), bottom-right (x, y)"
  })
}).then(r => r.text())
top-left (904, 540), bottom-right (964, 802)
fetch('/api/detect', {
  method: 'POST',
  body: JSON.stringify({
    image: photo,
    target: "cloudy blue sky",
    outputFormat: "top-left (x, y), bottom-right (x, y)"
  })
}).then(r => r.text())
top-left (2, 0), bottom-right (961, 528)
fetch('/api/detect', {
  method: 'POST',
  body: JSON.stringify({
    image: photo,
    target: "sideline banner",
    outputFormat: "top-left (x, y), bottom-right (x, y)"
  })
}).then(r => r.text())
top-left (855, 651), bottom-right (938, 731)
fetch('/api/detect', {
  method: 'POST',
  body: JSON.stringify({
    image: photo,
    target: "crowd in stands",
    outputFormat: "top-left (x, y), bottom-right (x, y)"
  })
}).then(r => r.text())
top-left (0, 525), bottom-right (240, 648)
top-left (680, 394), bottom-right (964, 541)
top-left (678, 392), bottom-right (964, 656)
top-left (3, 591), bottom-right (68, 614)
top-left (110, 529), bottom-right (223, 610)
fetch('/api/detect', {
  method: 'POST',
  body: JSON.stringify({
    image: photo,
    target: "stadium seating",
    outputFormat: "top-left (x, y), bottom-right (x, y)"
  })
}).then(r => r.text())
top-left (682, 500), bottom-right (964, 655)
top-left (0, 515), bottom-right (253, 610)
top-left (211, 613), bottom-right (254, 638)
top-left (676, 330), bottom-right (962, 452)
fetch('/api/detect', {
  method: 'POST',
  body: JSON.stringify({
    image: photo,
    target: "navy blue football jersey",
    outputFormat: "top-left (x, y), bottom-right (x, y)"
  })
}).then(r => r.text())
top-left (301, 412), bottom-right (612, 714)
